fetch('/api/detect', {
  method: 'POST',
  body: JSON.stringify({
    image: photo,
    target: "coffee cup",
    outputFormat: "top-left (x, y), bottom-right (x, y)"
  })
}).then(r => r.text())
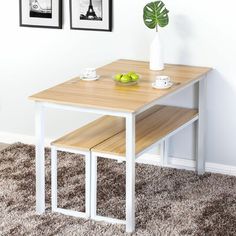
top-left (83, 68), bottom-right (97, 78)
top-left (155, 76), bottom-right (171, 87)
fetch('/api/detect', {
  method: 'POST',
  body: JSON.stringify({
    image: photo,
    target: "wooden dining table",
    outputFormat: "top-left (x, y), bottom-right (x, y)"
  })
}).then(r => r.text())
top-left (29, 59), bottom-right (211, 232)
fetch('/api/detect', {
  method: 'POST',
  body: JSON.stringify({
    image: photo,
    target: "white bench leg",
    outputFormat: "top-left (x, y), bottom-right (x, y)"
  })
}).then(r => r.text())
top-left (51, 147), bottom-right (57, 212)
top-left (91, 153), bottom-right (97, 219)
top-left (85, 152), bottom-right (91, 218)
top-left (51, 147), bottom-right (90, 219)
top-left (90, 153), bottom-right (126, 225)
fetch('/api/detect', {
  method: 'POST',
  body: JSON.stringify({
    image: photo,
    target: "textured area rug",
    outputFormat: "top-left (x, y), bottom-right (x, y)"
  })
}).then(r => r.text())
top-left (0, 143), bottom-right (236, 235)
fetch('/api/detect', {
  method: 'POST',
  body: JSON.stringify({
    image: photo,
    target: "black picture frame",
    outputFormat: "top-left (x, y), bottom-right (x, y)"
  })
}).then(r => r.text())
top-left (70, 0), bottom-right (112, 32)
top-left (19, 0), bottom-right (62, 29)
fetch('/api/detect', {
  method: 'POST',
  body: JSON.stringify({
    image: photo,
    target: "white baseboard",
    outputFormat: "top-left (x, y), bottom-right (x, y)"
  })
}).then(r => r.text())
top-left (1, 132), bottom-right (236, 176)
top-left (139, 154), bottom-right (236, 176)
top-left (205, 162), bottom-right (236, 176)
top-left (0, 132), bottom-right (52, 147)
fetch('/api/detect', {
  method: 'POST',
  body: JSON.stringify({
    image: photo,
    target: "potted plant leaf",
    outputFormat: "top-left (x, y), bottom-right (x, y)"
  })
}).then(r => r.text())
top-left (143, 1), bottom-right (169, 70)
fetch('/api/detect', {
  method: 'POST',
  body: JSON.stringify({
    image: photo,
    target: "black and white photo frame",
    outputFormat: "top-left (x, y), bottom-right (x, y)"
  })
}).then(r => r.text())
top-left (20, 0), bottom-right (62, 29)
top-left (70, 0), bottom-right (112, 31)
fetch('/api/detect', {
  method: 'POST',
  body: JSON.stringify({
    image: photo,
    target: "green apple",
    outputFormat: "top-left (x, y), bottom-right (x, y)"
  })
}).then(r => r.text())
top-left (127, 71), bottom-right (135, 76)
top-left (114, 73), bottom-right (123, 81)
top-left (121, 75), bottom-right (131, 83)
top-left (131, 73), bottom-right (139, 81)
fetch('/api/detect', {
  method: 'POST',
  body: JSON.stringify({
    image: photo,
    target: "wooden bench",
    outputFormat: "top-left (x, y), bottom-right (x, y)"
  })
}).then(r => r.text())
top-left (89, 106), bottom-right (198, 223)
top-left (50, 105), bottom-right (163, 218)
top-left (51, 104), bottom-right (163, 151)
top-left (50, 104), bottom-right (198, 223)
top-left (92, 106), bottom-right (198, 157)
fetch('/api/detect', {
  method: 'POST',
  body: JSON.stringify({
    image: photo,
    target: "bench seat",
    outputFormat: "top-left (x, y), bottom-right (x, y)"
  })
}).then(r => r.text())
top-left (51, 105), bottom-right (163, 150)
top-left (91, 106), bottom-right (198, 157)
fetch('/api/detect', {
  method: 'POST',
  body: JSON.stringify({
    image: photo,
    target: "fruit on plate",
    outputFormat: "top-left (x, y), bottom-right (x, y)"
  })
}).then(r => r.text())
top-left (130, 73), bottom-right (139, 81)
top-left (114, 71), bottom-right (140, 84)
top-left (114, 73), bottom-right (123, 81)
top-left (121, 75), bottom-right (131, 83)
top-left (127, 71), bottom-right (135, 76)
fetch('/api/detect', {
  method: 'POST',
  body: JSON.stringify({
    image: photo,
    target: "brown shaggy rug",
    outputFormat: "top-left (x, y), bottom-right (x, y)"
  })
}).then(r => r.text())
top-left (0, 143), bottom-right (236, 235)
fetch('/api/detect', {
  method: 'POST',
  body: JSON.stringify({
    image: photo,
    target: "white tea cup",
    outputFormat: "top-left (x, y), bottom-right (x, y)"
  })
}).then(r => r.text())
top-left (155, 75), bottom-right (171, 88)
top-left (83, 68), bottom-right (97, 78)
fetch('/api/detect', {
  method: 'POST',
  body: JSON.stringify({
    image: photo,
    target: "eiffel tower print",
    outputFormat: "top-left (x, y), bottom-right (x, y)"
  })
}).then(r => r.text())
top-left (80, 0), bottom-right (102, 21)
top-left (86, 0), bottom-right (97, 18)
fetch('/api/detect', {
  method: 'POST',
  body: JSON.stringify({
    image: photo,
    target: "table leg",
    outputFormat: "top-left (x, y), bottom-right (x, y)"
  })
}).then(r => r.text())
top-left (164, 139), bottom-right (169, 166)
top-left (197, 78), bottom-right (206, 175)
top-left (126, 114), bottom-right (136, 233)
top-left (160, 142), bottom-right (165, 166)
top-left (35, 102), bottom-right (45, 214)
top-left (160, 140), bottom-right (169, 167)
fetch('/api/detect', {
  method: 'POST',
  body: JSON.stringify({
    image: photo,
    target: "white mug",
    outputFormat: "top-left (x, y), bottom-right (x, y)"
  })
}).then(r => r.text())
top-left (83, 68), bottom-right (96, 78)
top-left (155, 75), bottom-right (170, 87)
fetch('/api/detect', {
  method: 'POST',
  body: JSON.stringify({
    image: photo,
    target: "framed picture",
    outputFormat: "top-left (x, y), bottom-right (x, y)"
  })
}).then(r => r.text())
top-left (19, 0), bottom-right (62, 29)
top-left (70, 0), bottom-right (112, 32)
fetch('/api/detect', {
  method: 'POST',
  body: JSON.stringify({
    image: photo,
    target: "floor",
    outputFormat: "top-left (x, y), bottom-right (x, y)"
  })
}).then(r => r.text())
top-left (1, 142), bottom-right (236, 235)
top-left (0, 142), bottom-right (9, 151)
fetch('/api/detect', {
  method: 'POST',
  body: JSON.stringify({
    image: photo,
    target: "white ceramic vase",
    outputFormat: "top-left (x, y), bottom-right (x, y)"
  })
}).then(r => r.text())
top-left (150, 32), bottom-right (164, 71)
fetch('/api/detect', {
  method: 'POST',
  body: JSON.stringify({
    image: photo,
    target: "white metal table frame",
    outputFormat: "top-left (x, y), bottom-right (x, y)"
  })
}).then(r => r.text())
top-left (35, 77), bottom-right (206, 233)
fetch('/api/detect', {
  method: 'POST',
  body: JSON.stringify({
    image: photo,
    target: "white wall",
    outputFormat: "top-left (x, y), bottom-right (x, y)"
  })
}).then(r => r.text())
top-left (0, 0), bottom-right (236, 166)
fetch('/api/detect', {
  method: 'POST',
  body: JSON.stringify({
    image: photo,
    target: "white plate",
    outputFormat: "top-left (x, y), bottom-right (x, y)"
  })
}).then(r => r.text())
top-left (80, 75), bottom-right (100, 81)
top-left (152, 82), bottom-right (173, 90)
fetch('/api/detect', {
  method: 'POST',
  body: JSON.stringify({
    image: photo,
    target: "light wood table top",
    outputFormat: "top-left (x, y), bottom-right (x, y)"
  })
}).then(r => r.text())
top-left (29, 59), bottom-right (211, 113)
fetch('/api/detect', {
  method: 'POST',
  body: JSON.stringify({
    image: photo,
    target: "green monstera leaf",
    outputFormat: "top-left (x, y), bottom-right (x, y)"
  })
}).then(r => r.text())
top-left (143, 1), bottom-right (169, 30)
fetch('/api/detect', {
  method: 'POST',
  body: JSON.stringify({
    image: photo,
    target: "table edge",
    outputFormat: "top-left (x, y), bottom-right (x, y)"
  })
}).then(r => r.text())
top-left (28, 60), bottom-right (212, 113)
